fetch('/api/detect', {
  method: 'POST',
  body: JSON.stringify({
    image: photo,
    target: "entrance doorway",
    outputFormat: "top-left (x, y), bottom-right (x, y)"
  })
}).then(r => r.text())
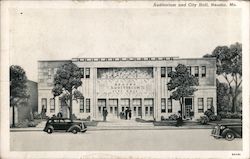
top-left (184, 98), bottom-right (193, 119)
top-left (120, 99), bottom-right (130, 112)
top-left (132, 99), bottom-right (142, 118)
top-left (144, 99), bottom-right (154, 117)
top-left (108, 99), bottom-right (118, 118)
top-left (98, 99), bottom-right (106, 119)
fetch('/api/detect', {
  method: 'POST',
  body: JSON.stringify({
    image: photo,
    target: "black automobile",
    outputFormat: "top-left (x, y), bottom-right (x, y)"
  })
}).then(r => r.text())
top-left (43, 118), bottom-right (87, 134)
top-left (211, 123), bottom-right (242, 141)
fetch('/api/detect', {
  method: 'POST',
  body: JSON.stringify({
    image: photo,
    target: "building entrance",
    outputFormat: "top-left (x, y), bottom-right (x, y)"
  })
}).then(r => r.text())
top-left (144, 99), bottom-right (154, 118)
top-left (120, 98), bottom-right (130, 113)
top-left (108, 99), bottom-right (118, 118)
top-left (132, 99), bottom-right (142, 118)
top-left (98, 99), bottom-right (106, 119)
top-left (185, 98), bottom-right (193, 119)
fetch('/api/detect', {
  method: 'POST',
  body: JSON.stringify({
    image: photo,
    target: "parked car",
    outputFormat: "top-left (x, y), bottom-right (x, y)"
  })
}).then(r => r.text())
top-left (211, 123), bottom-right (242, 141)
top-left (43, 118), bottom-right (87, 134)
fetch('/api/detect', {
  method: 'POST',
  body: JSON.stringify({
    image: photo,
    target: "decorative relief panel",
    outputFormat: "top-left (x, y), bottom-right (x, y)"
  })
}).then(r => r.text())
top-left (96, 67), bottom-right (155, 98)
top-left (96, 78), bottom-right (155, 98)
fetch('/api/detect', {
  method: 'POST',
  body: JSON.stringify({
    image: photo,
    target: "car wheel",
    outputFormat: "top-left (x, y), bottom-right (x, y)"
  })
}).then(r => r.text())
top-left (225, 132), bottom-right (235, 141)
top-left (47, 128), bottom-right (53, 134)
top-left (72, 129), bottom-right (78, 134)
top-left (82, 129), bottom-right (87, 133)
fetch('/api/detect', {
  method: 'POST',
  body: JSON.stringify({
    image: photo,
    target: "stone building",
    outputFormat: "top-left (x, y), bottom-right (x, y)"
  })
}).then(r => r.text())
top-left (38, 57), bottom-right (216, 121)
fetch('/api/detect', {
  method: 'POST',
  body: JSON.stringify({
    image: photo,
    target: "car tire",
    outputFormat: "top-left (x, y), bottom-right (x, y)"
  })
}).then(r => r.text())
top-left (225, 132), bottom-right (235, 141)
top-left (72, 128), bottom-right (78, 134)
top-left (82, 129), bottom-right (87, 133)
top-left (47, 128), bottom-right (53, 134)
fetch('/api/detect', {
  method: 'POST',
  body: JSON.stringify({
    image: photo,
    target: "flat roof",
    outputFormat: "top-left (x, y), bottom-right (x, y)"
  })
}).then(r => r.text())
top-left (38, 57), bottom-right (216, 62)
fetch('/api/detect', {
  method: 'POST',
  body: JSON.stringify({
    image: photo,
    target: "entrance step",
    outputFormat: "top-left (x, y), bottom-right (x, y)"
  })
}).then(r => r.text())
top-left (97, 119), bottom-right (154, 127)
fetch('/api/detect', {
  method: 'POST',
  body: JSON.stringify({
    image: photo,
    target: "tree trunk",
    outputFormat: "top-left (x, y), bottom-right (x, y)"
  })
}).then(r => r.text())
top-left (12, 105), bottom-right (15, 127)
top-left (231, 96), bottom-right (237, 113)
top-left (179, 98), bottom-right (184, 118)
top-left (181, 97), bottom-right (184, 118)
top-left (69, 91), bottom-right (73, 120)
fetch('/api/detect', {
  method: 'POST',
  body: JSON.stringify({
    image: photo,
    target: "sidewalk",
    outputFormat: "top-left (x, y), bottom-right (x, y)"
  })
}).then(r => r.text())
top-left (10, 125), bottom-right (213, 132)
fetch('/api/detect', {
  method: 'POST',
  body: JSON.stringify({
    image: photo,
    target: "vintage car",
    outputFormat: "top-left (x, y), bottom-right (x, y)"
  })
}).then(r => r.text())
top-left (43, 118), bottom-right (87, 134)
top-left (211, 123), bottom-right (242, 141)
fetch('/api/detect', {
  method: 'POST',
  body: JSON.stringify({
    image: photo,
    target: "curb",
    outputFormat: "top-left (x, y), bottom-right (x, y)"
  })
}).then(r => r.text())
top-left (10, 126), bottom-right (213, 132)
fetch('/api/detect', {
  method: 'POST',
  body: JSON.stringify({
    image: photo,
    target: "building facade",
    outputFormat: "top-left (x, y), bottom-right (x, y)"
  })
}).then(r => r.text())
top-left (38, 57), bottom-right (216, 121)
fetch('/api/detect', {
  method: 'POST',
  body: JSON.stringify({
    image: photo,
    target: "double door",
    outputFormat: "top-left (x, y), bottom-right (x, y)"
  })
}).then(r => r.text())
top-left (98, 99), bottom-right (118, 119)
top-left (185, 98), bottom-right (193, 119)
top-left (98, 99), bottom-right (106, 118)
top-left (132, 99), bottom-right (142, 118)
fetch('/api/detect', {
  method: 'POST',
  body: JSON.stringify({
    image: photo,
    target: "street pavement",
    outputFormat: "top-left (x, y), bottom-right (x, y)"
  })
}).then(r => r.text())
top-left (10, 129), bottom-right (242, 151)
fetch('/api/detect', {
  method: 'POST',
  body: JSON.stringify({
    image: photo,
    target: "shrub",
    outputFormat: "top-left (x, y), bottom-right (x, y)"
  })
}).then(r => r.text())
top-left (72, 114), bottom-right (77, 120)
top-left (161, 116), bottom-right (165, 121)
top-left (16, 119), bottom-right (29, 128)
top-left (218, 111), bottom-right (227, 118)
top-left (199, 116), bottom-right (209, 125)
top-left (231, 113), bottom-right (242, 119)
top-left (28, 121), bottom-right (36, 127)
top-left (135, 118), bottom-right (146, 123)
top-left (225, 113), bottom-right (232, 118)
top-left (33, 112), bottom-right (42, 119)
top-left (216, 115), bottom-right (222, 121)
top-left (168, 114), bottom-right (178, 120)
top-left (86, 116), bottom-right (91, 121)
top-left (218, 111), bottom-right (242, 119)
top-left (204, 109), bottom-right (213, 118)
top-left (209, 115), bottom-right (217, 121)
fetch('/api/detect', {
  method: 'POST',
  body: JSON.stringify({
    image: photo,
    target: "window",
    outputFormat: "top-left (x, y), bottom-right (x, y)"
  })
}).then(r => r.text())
top-left (121, 99), bottom-right (130, 108)
top-left (167, 98), bottom-right (172, 113)
top-left (144, 99), bottom-right (154, 116)
top-left (80, 68), bottom-right (84, 78)
top-left (201, 66), bottom-right (206, 77)
top-left (207, 98), bottom-right (213, 110)
top-left (195, 66), bottom-right (199, 77)
top-left (86, 98), bottom-right (90, 113)
top-left (80, 98), bottom-right (84, 113)
top-left (187, 66), bottom-right (191, 75)
top-left (161, 67), bottom-right (166, 77)
top-left (50, 98), bottom-right (55, 113)
top-left (161, 98), bottom-right (166, 113)
top-left (48, 68), bottom-right (51, 79)
top-left (86, 68), bottom-right (90, 78)
top-left (198, 98), bottom-right (204, 113)
top-left (41, 98), bottom-right (47, 112)
top-left (167, 67), bottom-right (172, 77)
top-left (54, 68), bottom-right (57, 75)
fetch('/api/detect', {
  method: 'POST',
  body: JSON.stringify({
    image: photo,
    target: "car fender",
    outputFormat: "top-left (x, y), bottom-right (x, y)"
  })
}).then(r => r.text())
top-left (44, 125), bottom-right (54, 131)
top-left (221, 128), bottom-right (236, 137)
top-left (67, 125), bottom-right (81, 132)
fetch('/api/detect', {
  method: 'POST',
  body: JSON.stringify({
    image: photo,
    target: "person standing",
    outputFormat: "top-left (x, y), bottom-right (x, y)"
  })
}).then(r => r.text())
top-left (176, 111), bottom-right (183, 127)
top-left (103, 107), bottom-right (108, 122)
top-left (128, 108), bottom-right (132, 120)
top-left (125, 107), bottom-right (129, 120)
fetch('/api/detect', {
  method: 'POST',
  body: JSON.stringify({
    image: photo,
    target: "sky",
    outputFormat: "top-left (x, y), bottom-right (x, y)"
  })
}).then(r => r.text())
top-left (9, 8), bottom-right (241, 82)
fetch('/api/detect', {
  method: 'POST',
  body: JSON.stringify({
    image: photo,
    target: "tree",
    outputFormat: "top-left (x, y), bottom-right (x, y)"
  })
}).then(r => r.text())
top-left (204, 42), bottom-right (242, 113)
top-left (216, 79), bottom-right (230, 112)
top-left (10, 65), bottom-right (29, 127)
top-left (52, 63), bottom-right (83, 120)
top-left (167, 64), bottom-right (199, 117)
